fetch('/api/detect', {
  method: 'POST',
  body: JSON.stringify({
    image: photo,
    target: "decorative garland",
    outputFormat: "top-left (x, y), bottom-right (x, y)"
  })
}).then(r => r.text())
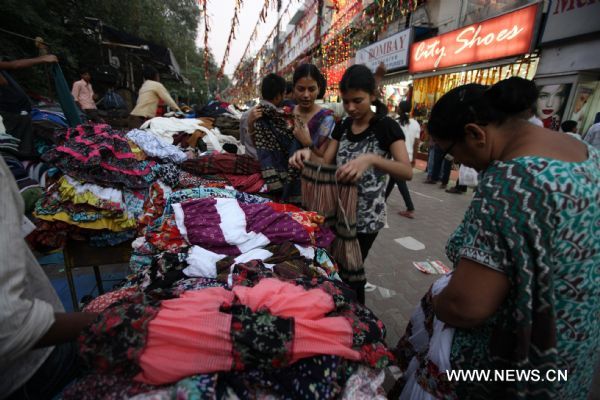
top-left (229, 0), bottom-right (424, 102)
top-left (200, 0), bottom-right (211, 86)
top-left (232, 0), bottom-right (273, 81)
top-left (217, 0), bottom-right (243, 79)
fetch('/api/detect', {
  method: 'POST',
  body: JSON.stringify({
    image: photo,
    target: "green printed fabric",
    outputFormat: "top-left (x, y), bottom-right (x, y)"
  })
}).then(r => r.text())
top-left (446, 146), bottom-right (600, 399)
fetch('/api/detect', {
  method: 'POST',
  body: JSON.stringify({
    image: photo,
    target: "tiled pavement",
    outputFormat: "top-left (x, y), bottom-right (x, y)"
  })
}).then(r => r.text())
top-left (366, 168), bottom-right (599, 399)
top-left (364, 168), bottom-right (472, 347)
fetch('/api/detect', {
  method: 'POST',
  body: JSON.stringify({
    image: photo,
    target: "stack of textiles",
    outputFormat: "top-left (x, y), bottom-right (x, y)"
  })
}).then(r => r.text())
top-left (3, 156), bottom-right (44, 213)
top-left (36, 114), bottom-right (394, 398)
top-left (42, 124), bottom-right (157, 189)
top-left (126, 129), bottom-right (187, 164)
top-left (65, 275), bottom-right (392, 399)
top-left (140, 117), bottom-right (240, 154)
top-left (182, 152), bottom-right (265, 193)
top-left (213, 114), bottom-right (240, 139)
top-left (54, 174), bottom-right (395, 398)
top-left (32, 175), bottom-right (143, 247)
top-left (196, 101), bottom-right (241, 119)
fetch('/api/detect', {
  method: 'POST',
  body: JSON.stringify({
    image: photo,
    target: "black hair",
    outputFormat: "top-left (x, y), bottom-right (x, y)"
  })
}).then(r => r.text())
top-left (561, 120), bottom-right (577, 133)
top-left (429, 77), bottom-right (539, 141)
top-left (260, 73), bottom-right (286, 101)
top-left (143, 65), bottom-right (159, 81)
top-left (397, 100), bottom-right (411, 126)
top-left (80, 69), bottom-right (91, 76)
top-left (285, 81), bottom-right (293, 94)
top-left (339, 64), bottom-right (387, 117)
top-left (293, 64), bottom-right (326, 99)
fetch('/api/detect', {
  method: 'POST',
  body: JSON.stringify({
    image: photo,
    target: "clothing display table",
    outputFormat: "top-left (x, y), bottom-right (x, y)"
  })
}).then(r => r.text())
top-left (63, 239), bottom-right (132, 311)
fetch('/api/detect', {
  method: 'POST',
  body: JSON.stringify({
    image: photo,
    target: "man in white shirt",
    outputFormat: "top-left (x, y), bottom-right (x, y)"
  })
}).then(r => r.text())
top-left (385, 101), bottom-right (419, 218)
top-left (583, 113), bottom-right (600, 149)
top-left (0, 157), bottom-right (97, 399)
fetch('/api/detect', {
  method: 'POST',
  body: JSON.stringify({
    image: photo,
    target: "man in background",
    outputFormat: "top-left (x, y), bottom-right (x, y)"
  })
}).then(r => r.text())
top-left (583, 112), bottom-right (600, 149)
top-left (72, 69), bottom-right (101, 122)
top-left (129, 65), bottom-right (181, 129)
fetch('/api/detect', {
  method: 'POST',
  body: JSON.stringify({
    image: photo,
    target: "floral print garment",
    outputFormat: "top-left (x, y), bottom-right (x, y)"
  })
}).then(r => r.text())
top-left (228, 304), bottom-right (294, 370)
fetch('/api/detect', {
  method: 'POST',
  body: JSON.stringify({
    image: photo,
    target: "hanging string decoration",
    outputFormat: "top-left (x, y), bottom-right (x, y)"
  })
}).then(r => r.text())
top-left (200, 0), bottom-right (212, 85)
top-left (217, 0), bottom-right (243, 79)
top-left (232, 0), bottom-right (272, 82)
top-left (230, 0), bottom-right (298, 101)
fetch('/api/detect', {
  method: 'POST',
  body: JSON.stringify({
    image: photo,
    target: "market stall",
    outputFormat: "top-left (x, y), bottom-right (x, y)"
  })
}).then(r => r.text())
top-left (23, 94), bottom-right (393, 397)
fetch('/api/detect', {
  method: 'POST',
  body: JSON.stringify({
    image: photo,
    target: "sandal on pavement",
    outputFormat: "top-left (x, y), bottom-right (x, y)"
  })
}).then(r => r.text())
top-left (398, 210), bottom-right (414, 219)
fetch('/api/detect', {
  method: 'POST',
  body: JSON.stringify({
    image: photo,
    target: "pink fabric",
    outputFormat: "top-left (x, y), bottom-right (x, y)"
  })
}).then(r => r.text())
top-left (233, 279), bottom-right (359, 363)
top-left (135, 279), bottom-right (358, 385)
top-left (136, 288), bottom-right (235, 384)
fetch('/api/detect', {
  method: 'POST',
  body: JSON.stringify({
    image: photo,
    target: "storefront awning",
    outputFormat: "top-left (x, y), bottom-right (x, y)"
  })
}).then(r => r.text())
top-left (381, 71), bottom-right (411, 86)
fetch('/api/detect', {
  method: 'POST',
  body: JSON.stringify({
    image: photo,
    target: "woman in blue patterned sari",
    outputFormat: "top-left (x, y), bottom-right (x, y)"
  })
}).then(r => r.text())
top-left (391, 77), bottom-right (599, 400)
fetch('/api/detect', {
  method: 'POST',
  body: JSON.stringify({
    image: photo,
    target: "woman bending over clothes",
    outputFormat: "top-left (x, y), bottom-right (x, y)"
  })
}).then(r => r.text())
top-left (390, 77), bottom-right (600, 400)
top-left (290, 64), bottom-right (413, 304)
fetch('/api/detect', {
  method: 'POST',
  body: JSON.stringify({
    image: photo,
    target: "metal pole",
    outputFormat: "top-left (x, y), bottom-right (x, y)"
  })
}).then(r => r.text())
top-left (275, 0), bottom-right (282, 73)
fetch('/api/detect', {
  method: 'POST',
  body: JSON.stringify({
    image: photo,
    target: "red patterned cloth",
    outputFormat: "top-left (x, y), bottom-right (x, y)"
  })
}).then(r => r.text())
top-left (181, 153), bottom-right (260, 176)
top-left (83, 287), bottom-right (138, 313)
top-left (224, 173), bottom-right (264, 193)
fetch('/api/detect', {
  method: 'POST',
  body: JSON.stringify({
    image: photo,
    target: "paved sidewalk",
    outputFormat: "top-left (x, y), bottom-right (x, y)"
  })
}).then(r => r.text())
top-left (364, 168), bottom-right (472, 346)
top-left (366, 168), bottom-right (599, 398)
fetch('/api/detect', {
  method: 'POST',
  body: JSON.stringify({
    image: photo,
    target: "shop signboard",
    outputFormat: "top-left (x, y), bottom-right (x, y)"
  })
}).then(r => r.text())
top-left (409, 3), bottom-right (539, 73)
top-left (356, 28), bottom-right (412, 72)
top-left (541, 0), bottom-right (600, 44)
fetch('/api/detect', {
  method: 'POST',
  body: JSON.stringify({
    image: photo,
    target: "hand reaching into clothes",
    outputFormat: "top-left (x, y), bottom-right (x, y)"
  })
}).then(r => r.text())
top-left (336, 154), bottom-right (374, 183)
top-left (289, 148), bottom-right (312, 170)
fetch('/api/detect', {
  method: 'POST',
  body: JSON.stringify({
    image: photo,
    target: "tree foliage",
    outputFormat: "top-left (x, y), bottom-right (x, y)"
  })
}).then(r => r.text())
top-left (0, 0), bottom-right (223, 105)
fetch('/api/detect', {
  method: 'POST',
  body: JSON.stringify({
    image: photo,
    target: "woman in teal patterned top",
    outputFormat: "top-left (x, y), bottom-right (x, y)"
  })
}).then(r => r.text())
top-left (391, 77), bottom-right (599, 400)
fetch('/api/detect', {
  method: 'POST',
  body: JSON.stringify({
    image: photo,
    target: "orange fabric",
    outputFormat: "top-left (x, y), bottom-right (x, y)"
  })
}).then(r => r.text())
top-left (135, 279), bottom-right (358, 385)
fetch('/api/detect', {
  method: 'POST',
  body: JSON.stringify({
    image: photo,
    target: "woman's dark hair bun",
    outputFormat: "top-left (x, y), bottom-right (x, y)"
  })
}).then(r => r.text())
top-left (485, 77), bottom-right (538, 114)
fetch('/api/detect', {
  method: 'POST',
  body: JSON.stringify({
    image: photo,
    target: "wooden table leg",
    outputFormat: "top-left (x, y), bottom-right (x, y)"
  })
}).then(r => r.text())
top-left (65, 266), bottom-right (79, 312)
top-left (93, 265), bottom-right (105, 294)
